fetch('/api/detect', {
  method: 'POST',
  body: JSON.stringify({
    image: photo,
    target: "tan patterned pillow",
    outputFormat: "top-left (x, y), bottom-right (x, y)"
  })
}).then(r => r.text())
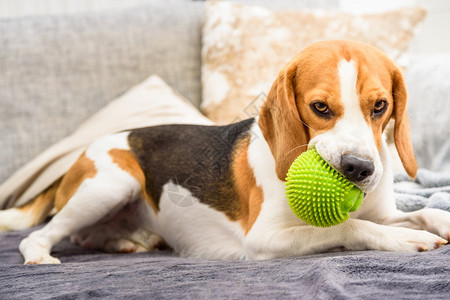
top-left (202, 1), bottom-right (427, 124)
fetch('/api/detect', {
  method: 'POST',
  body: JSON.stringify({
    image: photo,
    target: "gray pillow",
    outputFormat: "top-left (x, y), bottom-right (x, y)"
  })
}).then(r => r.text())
top-left (0, 0), bottom-right (203, 183)
top-left (405, 54), bottom-right (450, 171)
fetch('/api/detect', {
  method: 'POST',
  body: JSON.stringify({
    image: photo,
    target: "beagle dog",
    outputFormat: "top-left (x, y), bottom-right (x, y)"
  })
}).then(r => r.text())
top-left (1, 40), bottom-right (449, 264)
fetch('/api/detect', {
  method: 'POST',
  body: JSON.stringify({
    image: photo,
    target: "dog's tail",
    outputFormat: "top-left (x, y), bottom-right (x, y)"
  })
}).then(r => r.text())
top-left (0, 178), bottom-right (61, 232)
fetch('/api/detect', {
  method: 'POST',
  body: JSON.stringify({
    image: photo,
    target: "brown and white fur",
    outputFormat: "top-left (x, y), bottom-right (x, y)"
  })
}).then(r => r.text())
top-left (1, 40), bottom-right (449, 264)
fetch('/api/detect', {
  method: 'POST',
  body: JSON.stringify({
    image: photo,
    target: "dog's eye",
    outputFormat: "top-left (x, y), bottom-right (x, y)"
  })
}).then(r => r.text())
top-left (373, 100), bottom-right (388, 117)
top-left (311, 102), bottom-right (331, 116)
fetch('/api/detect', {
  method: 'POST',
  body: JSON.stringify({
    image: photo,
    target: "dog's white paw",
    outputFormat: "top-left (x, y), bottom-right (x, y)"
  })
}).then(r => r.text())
top-left (20, 236), bottom-right (61, 265)
top-left (25, 255), bottom-right (61, 265)
top-left (104, 234), bottom-right (166, 253)
top-left (416, 208), bottom-right (450, 241)
top-left (376, 226), bottom-right (447, 252)
top-left (104, 238), bottom-right (138, 253)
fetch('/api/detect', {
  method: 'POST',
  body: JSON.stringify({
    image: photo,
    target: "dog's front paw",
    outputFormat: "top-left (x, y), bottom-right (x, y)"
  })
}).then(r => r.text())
top-left (378, 226), bottom-right (447, 252)
top-left (416, 208), bottom-right (450, 241)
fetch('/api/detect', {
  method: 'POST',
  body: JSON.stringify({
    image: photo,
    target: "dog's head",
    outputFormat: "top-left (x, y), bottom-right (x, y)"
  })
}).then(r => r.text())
top-left (259, 40), bottom-right (417, 192)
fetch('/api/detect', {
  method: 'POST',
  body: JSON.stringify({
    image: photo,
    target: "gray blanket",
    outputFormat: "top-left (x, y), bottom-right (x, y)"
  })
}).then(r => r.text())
top-left (395, 169), bottom-right (450, 212)
top-left (1, 169), bottom-right (449, 299)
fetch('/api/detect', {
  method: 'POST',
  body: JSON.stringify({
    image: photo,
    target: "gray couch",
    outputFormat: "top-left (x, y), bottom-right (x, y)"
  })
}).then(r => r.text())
top-left (1, 0), bottom-right (450, 298)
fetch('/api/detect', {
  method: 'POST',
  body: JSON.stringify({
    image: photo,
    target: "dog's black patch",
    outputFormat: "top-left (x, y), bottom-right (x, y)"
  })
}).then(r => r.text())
top-left (128, 118), bottom-right (255, 219)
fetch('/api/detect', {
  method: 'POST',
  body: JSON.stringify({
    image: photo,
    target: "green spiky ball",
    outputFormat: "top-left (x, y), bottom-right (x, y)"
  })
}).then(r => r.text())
top-left (285, 148), bottom-right (364, 227)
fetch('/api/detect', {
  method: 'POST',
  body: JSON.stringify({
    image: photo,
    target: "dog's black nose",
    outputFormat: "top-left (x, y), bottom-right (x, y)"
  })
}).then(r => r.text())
top-left (340, 155), bottom-right (375, 182)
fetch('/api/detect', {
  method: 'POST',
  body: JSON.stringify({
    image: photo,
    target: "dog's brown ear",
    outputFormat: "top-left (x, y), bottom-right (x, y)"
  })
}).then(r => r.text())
top-left (259, 63), bottom-right (309, 181)
top-left (392, 68), bottom-right (418, 179)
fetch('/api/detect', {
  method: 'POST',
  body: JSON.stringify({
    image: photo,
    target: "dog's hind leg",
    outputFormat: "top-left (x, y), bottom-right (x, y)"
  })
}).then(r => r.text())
top-left (19, 136), bottom-right (144, 264)
top-left (19, 169), bottom-right (142, 264)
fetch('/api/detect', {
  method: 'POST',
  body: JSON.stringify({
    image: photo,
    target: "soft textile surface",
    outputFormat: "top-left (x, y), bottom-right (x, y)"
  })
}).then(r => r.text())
top-left (0, 75), bottom-right (213, 209)
top-left (201, 1), bottom-right (426, 124)
top-left (1, 172), bottom-right (449, 297)
top-left (395, 169), bottom-right (450, 212)
top-left (0, 218), bottom-right (449, 298)
top-left (0, 0), bottom-right (204, 183)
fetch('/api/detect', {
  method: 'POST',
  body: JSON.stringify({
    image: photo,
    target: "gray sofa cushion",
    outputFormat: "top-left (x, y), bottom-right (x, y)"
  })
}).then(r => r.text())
top-left (0, 0), bottom-right (203, 183)
top-left (405, 54), bottom-right (450, 171)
